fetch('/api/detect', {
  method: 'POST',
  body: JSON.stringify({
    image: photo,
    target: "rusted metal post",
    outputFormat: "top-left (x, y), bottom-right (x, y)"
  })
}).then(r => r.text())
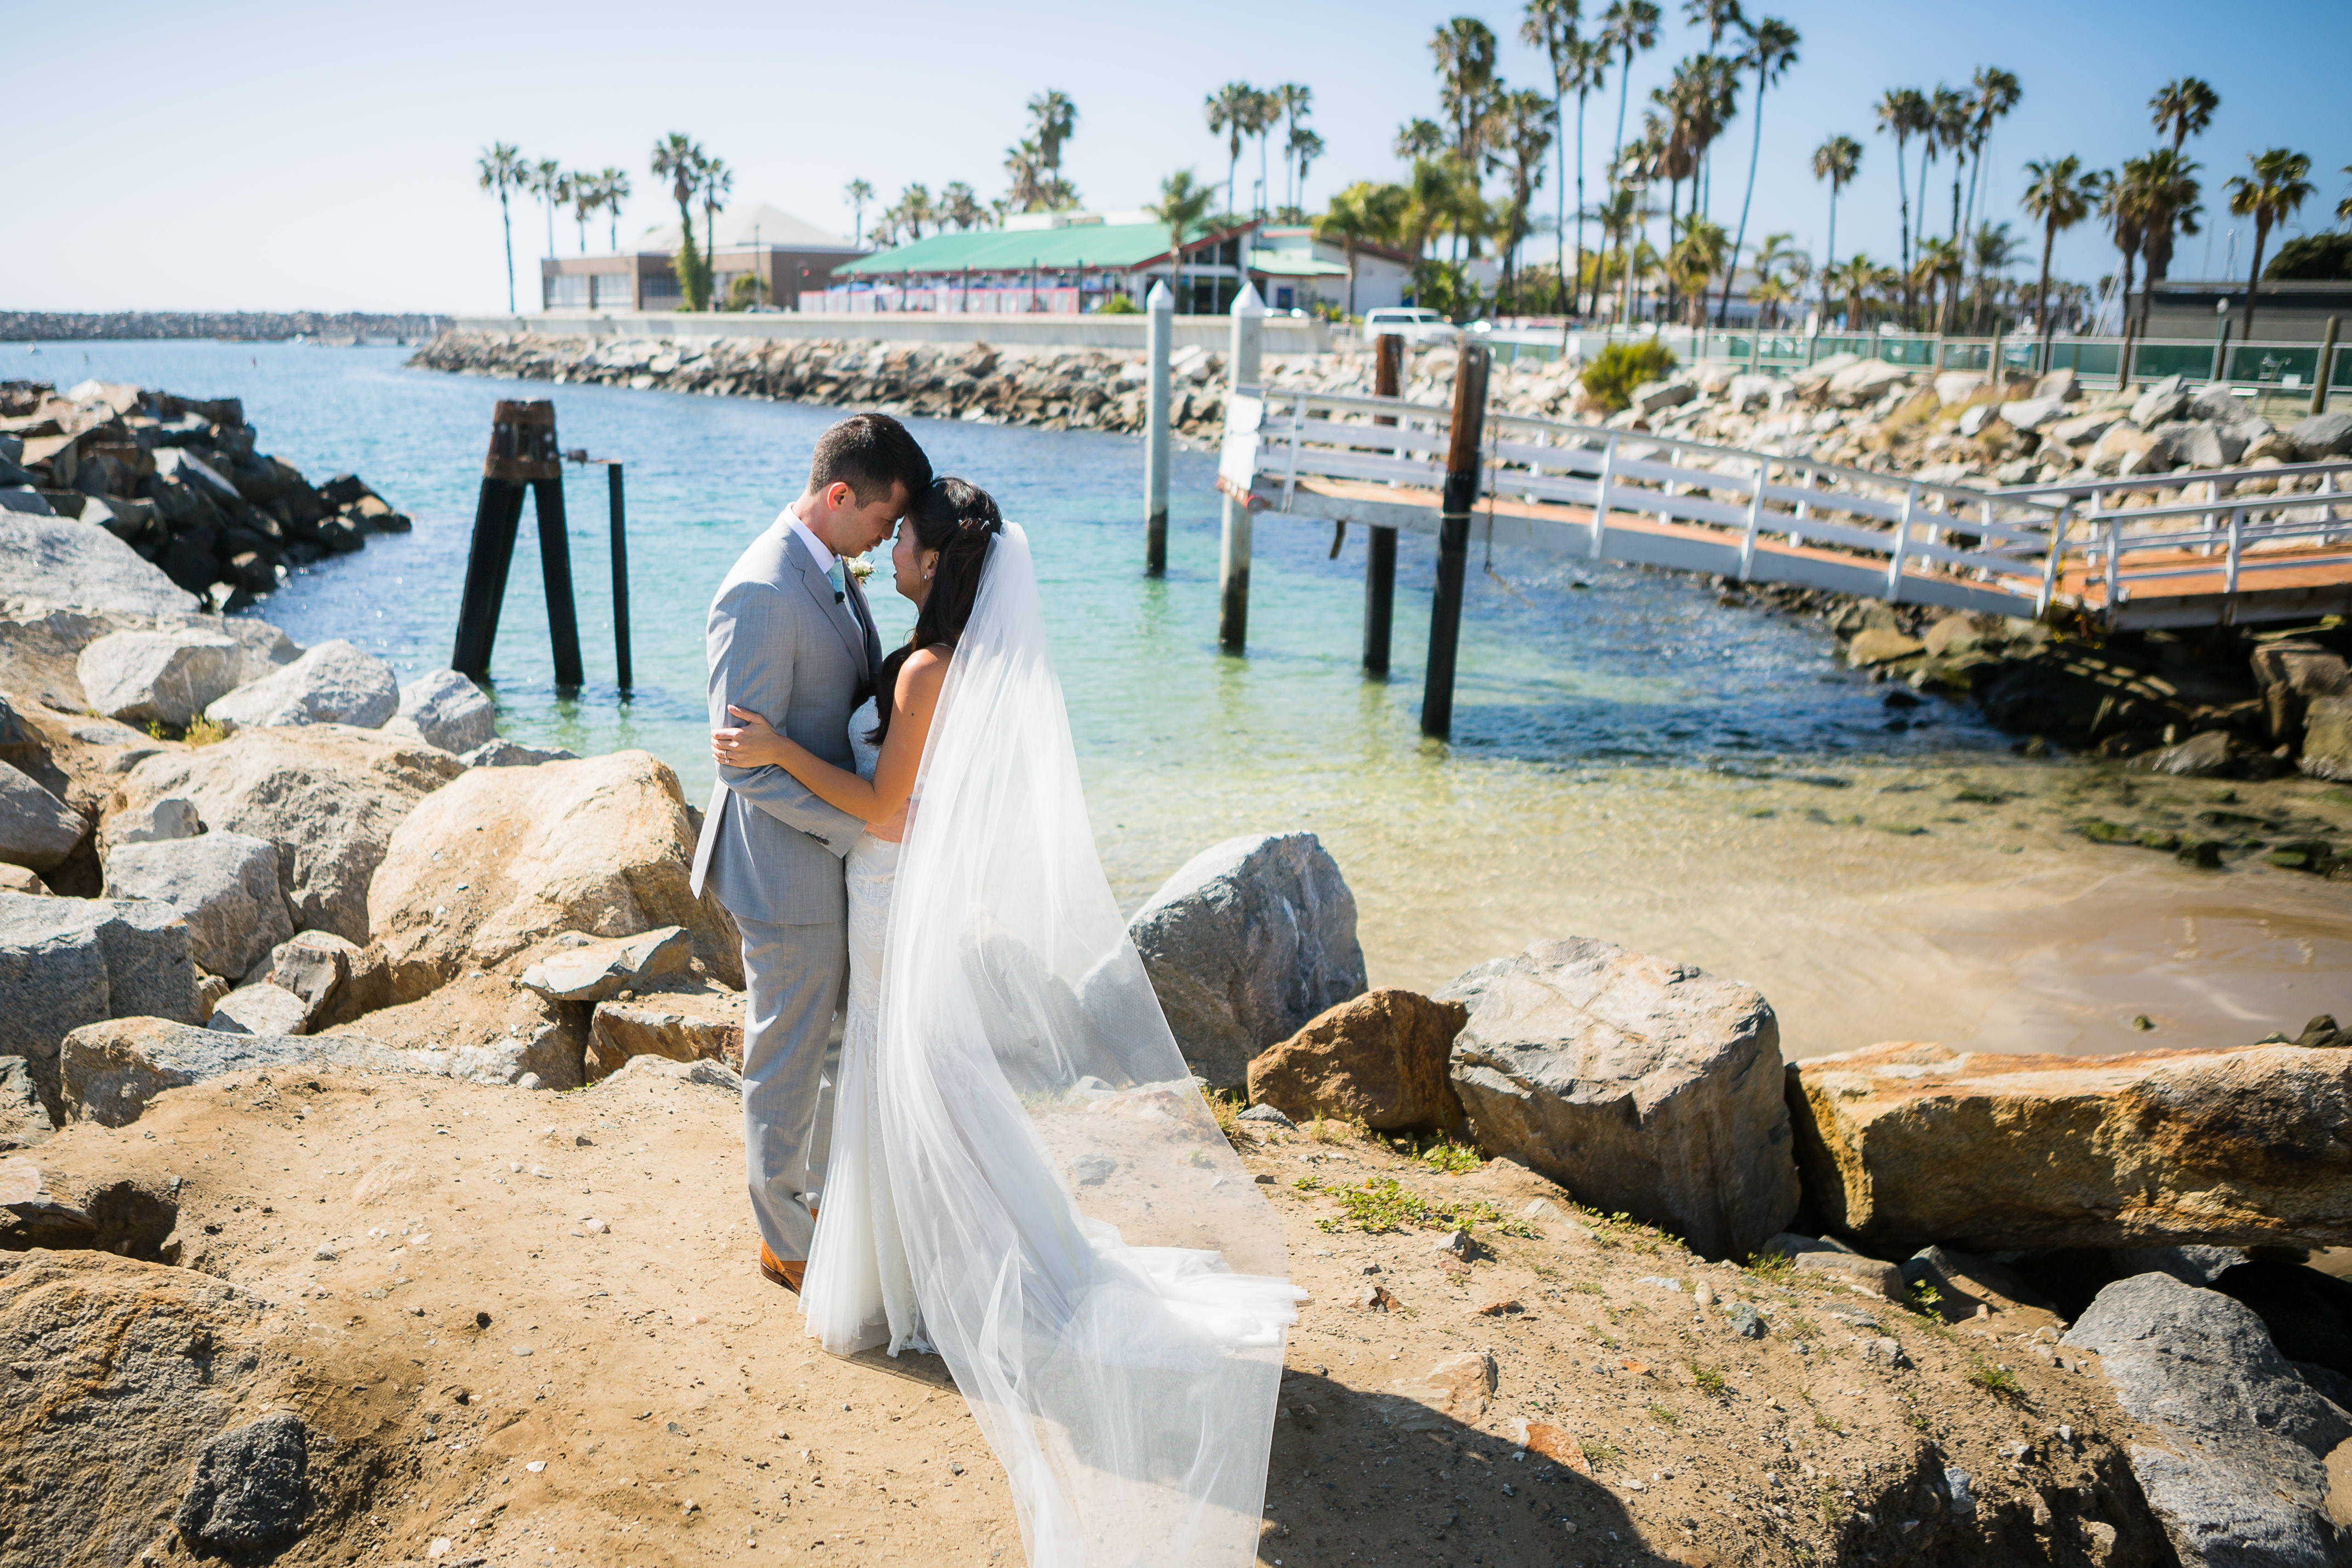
top-left (1364, 332), bottom-right (1404, 675)
top-left (1421, 343), bottom-right (1491, 740)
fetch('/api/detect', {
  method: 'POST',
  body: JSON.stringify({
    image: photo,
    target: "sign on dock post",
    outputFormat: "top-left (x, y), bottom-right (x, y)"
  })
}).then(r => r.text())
top-left (451, 400), bottom-right (586, 690)
top-left (1421, 343), bottom-right (1490, 741)
top-left (1217, 283), bottom-right (1267, 651)
top-left (1144, 281), bottom-right (1173, 575)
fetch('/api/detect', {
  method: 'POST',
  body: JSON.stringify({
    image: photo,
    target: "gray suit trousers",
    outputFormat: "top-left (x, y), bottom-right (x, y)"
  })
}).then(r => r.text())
top-left (739, 913), bottom-right (846, 1263)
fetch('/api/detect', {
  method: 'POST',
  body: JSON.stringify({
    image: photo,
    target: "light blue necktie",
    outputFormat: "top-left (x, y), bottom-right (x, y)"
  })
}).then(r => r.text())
top-left (825, 558), bottom-right (846, 601)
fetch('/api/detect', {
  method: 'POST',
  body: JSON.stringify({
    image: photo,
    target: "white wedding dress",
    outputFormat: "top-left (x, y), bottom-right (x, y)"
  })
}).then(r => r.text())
top-left (795, 527), bottom-right (1303, 1568)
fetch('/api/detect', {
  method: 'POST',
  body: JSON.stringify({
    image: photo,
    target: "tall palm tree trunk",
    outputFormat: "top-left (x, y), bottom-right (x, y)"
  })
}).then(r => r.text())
top-left (501, 194), bottom-right (515, 313)
top-left (1575, 89), bottom-right (1591, 316)
top-left (1554, 86), bottom-right (1568, 314)
top-left (2243, 217), bottom-right (2272, 339)
top-left (1718, 63), bottom-right (1768, 327)
top-left (1892, 134), bottom-right (1913, 322)
top-left (1823, 188), bottom-right (1838, 325)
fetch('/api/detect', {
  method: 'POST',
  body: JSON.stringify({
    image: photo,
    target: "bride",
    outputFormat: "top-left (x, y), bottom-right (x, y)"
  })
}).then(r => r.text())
top-left (711, 477), bottom-right (1304, 1567)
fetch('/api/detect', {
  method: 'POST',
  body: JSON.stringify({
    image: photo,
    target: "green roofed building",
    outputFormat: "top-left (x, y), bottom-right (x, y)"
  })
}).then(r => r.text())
top-left (816, 210), bottom-right (1258, 316)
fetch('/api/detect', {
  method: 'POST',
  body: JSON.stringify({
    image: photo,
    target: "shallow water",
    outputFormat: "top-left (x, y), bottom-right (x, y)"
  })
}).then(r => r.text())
top-left (8, 339), bottom-right (2347, 1057)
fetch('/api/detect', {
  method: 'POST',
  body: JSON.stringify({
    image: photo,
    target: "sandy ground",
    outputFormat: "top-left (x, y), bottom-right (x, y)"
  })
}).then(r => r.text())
top-left (13, 1066), bottom-right (2174, 1568)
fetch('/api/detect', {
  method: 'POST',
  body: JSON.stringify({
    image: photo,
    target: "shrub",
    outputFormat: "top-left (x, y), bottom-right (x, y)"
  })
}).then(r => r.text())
top-left (1096, 293), bottom-right (1141, 314)
top-left (1580, 340), bottom-right (1679, 413)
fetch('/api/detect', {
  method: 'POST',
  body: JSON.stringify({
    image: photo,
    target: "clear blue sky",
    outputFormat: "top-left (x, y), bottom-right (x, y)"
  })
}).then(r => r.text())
top-left (10, 0), bottom-right (2349, 314)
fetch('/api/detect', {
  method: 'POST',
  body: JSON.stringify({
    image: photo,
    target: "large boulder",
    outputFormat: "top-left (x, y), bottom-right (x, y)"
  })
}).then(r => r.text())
top-left (114, 726), bottom-right (464, 943)
top-left (1438, 937), bottom-right (1798, 1260)
top-left (1827, 359), bottom-right (1910, 404)
top-left (386, 667), bottom-right (496, 754)
top-left (58, 1016), bottom-right (422, 1125)
top-left (587, 985), bottom-right (745, 1080)
top-left (1995, 394), bottom-right (2068, 432)
top-left (74, 628), bottom-right (243, 728)
top-left (1245, 987), bottom-right (1468, 1132)
top-left (1787, 1040), bottom-right (2352, 1253)
top-left (2250, 639), bottom-right (2350, 747)
top-left (0, 760), bottom-right (84, 872)
top-left (366, 751), bottom-right (740, 1003)
top-left (0, 513), bottom-right (197, 618)
top-left (2062, 1272), bottom-right (2350, 1568)
top-left (0, 893), bottom-right (198, 1108)
top-left (518, 926), bottom-right (693, 1003)
top-left (2304, 695), bottom-right (2352, 783)
top-left (328, 972), bottom-right (583, 1089)
top-left (2287, 409), bottom-right (2352, 461)
top-left (174, 1412), bottom-right (312, 1552)
top-left (1126, 832), bottom-right (1367, 1089)
top-left (2130, 376), bottom-right (2188, 429)
top-left (101, 831), bottom-right (291, 981)
top-left (204, 639), bottom-right (398, 732)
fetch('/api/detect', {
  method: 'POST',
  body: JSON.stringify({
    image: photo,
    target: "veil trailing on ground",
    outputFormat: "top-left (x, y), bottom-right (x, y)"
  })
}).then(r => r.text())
top-left (877, 523), bottom-right (1303, 1568)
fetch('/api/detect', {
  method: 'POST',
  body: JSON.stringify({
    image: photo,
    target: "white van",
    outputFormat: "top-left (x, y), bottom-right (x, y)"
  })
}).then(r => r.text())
top-left (1362, 308), bottom-right (1462, 343)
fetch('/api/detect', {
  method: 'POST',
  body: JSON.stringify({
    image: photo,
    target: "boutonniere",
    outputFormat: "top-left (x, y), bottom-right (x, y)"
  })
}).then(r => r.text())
top-left (844, 557), bottom-right (875, 584)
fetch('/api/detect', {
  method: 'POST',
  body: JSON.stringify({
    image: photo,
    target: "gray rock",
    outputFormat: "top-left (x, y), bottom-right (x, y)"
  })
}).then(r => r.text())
top-left (2063, 1272), bottom-right (2350, 1568)
top-left (2129, 729), bottom-right (2235, 778)
top-left (204, 639), bottom-right (398, 732)
top-left (0, 1055), bottom-right (56, 1149)
top-left (2188, 384), bottom-right (2250, 423)
top-left (1725, 1301), bottom-right (1765, 1338)
top-left (114, 727), bottom-right (465, 942)
top-left (207, 981), bottom-right (311, 1037)
top-left (459, 738), bottom-right (578, 767)
top-left (58, 1016), bottom-right (422, 1126)
top-left (0, 893), bottom-right (198, 1107)
top-left (74, 628), bottom-right (242, 728)
top-left (0, 760), bottom-right (85, 872)
top-left (1629, 377), bottom-right (1697, 415)
top-left (101, 796), bottom-right (199, 851)
top-left (2303, 695), bottom-right (2352, 784)
top-left (1128, 832), bottom-right (1367, 1088)
top-left (2157, 421), bottom-right (2249, 471)
top-left (1442, 937), bottom-right (1799, 1261)
top-left (1760, 1232), bottom-right (1906, 1300)
top-left (0, 488), bottom-right (54, 516)
top-left (2287, 410), bottom-right (2352, 461)
top-left (1996, 395), bottom-right (2067, 431)
top-left (1238, 1102), bottom-right (1297, 1130)
top-left (215, 617), bottom-right (302, 684)
top-left (0, 513), bottom-right (197, 618)
top-left (2130, 377), bottom-right (2190, 429)
top-left (2115, 1245), bottom-right (2248, 1287)
top-left (387, 668), bottom-right (496, 753)
top-left (102, 831), bottom-right (291, 981)
top-left (174, 1412), bottom-right (309, 1551)
top-left (519, 926), bottom-right (693, 1003)
top-left (265, 930), bottom-right (363, 1030)
top-left (598, 1052), bottom-right (742, 1093)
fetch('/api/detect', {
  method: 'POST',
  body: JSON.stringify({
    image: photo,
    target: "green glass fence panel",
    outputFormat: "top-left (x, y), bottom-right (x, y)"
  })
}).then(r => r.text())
top-left (2044, 341), bottom-right (2120, 377)
top-left (2131, 341), bottom-right (2217, 381)
top-left (2334, 345), bottom-right (2352, 390)
top-left (1942, 341), bottom-right (1992, 371)
top-left (2000, 340), bottom-right (2042, 375)
top-left (2226, 343), bottom-right (2321, 388)
top-left (1879, 338), bottom-right (1938, 366)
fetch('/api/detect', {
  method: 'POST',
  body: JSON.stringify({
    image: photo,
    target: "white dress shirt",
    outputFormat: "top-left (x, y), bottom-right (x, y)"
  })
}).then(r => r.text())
top-left (781, 507), bottom-right (837, 579)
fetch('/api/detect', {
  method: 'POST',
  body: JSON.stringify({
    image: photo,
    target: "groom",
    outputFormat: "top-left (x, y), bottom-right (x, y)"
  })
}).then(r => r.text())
top-left (690, 413), bottom-right (933, 1294)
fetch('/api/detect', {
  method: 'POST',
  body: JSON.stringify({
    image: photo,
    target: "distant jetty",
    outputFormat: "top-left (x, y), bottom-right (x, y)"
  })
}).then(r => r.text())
top-left (1, 312), bottom-right (451, 344)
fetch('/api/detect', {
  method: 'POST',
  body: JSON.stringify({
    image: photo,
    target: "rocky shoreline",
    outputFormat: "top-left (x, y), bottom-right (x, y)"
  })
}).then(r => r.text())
top-left (2, 378), bottom-right (414, 611)
top-left (4, 311), bottom-right (450, 343)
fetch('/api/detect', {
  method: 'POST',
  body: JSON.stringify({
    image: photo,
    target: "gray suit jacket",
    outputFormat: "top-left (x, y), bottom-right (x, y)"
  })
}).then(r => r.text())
top-left (690, 520), bottom-right (885, 928)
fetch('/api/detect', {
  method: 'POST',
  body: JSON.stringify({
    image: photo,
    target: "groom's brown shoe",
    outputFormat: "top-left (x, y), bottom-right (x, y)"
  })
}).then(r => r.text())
top-left (759, 1242), bottom-right (805, 1294)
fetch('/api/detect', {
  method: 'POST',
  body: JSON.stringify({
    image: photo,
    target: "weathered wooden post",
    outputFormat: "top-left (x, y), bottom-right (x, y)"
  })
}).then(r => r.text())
top-left (452, 400), bottom-right (585, 690)
top-left (1144, 280), bottom-right (1173, 575)
top-left (2314, 315), bottom-right (2341, 416)
top-left (605, 462), bottom-right (632, 691)
top-left (1217, 282), bottom-right (1267, 651)
top-left (1420, 343), bottom-right (1491, 741)
top-left (1363, 332), bottom-right (1404, 675)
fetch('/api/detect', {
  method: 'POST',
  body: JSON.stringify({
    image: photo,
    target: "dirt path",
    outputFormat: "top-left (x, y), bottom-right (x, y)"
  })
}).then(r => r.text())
top-left (11, 1065), bottom-right (2170, 1567)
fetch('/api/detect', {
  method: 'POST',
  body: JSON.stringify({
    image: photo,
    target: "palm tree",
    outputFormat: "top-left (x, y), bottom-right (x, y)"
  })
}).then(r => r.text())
top-left (476, 143), bottom-right (526, 312)
top-left (1932, 86), bottom-right (1970, 244)
top-left (1027, 90), bottom-right (1078, 182)
top-left (2149, 78), bottom-right (2219, 156)
top-left (1288, 129), bottom-right (1325, 217)
top-left (2122, 153), bottom-right (2200, 336)
top-left (1206, 84), bottom-right (1254, 217)
top-left (698, 156), bottom-right (732, 307)
top-left (1149, 169), bottom-right (1216, 312)
top-left (650, 133), bottom-right (707, 310)
top-left (529, 159), bottom-right (564, 260)
top-left (2021, 154), bottom-right (2099, 341)
top-left (1809, 135), bottom-right (1859, 324)
top-left (1319, 181), bottom-right (1411, 315)
top-left (1432, 17), bottom-right (1500, 165)
top-left (1496, 89), bottom-right (1560, 290)
top-left (1521, 0), bottom-right (1586, 312)
top-left (1601, 0), bottom-right (1662, 208)
top-left (1874, 88), bottom-right (1927, 317)
top-left (940, 182), bottom-right (987, 232)
top-left (2338, 165), bottom-right (2352, 227)
top-left (1959, 68), bottom-right (2021, 250)
top-left (1970, 220), bottom-right (2022, 332)
top-left (1275, 84), bottom-right (1313, 211)
top-left (1716, 14), bottom-right (1797, 326)
top-left (568, 171), bottom-right (598, 253)
top-left (1680, 0), bottom-right (1744, 210)
top-left (886, 183), bottom-right (934, 242)
top-left (2225, 148), bottom-right (2314, 338)
top-left (1669, 217), bottom-right (1728, 324)
top-left (844, 179), bottom-right (874, 248)
top-left (596, 168), bottom-right (631, 251)
top-left (1395, 118), bottom-right (1447, 162)
top-left (1916, 236), bottom-right (1965, 332)
top-left (1245, 86), bottom-right (1282, 219)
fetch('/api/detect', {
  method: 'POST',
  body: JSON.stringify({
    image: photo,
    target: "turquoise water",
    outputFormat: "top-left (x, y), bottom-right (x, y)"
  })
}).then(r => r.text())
top-left (9, 339), bottom-right (2346, 1057)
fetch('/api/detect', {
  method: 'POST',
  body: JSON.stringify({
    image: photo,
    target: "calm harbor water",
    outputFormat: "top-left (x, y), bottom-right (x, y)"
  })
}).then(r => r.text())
top-left (8, 339), bottom-right (2347, 1058)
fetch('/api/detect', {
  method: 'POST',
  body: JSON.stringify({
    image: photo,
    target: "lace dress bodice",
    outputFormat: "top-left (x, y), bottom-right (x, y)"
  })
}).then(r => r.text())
top-left (848, 696), bottom-right (907, 842)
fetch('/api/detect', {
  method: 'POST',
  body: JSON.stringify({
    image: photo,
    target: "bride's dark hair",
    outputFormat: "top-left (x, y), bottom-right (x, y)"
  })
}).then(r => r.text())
top-left (869, 476), bottom-right (1003, 745)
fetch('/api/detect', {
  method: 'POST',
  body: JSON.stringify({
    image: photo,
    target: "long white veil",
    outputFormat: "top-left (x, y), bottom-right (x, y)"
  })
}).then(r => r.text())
top-left (877, 523), bottom-right (1303, 1568)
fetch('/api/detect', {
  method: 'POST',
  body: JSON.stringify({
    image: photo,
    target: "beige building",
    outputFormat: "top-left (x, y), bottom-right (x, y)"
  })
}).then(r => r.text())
top-left (540, 202), bottom-right (869, 313)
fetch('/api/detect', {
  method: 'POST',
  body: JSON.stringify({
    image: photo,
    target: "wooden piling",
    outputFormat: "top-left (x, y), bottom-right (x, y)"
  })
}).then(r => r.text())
top-left (1145, 281), bottom-right (1173, 575)
top-left (1363, 332), bottom-right (1404, 675)
top-left (1217, 283), bottom-right (1266, 651)
top-left (451, 399), bottom-right (585, 690)
top-left (2315, 315), bottom-right (2341, 416)
top-left (607, 462), bottom-right (631, 691)
top-left (1420, 343), bottom-right (1490, 741)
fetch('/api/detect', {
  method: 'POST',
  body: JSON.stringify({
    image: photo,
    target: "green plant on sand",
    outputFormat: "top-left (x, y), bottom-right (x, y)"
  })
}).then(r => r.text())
top-left (1579, 339), bottom-right (1678, 412)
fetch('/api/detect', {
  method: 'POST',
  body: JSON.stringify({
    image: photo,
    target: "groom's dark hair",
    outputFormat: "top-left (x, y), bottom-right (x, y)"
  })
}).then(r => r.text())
top-left (807, 413), bottom-right (932, 506)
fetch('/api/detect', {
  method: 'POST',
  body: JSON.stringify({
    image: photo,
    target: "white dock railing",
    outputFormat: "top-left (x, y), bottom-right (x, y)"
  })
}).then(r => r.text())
top-left (1227, 388), bottom-right (2352, 628)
